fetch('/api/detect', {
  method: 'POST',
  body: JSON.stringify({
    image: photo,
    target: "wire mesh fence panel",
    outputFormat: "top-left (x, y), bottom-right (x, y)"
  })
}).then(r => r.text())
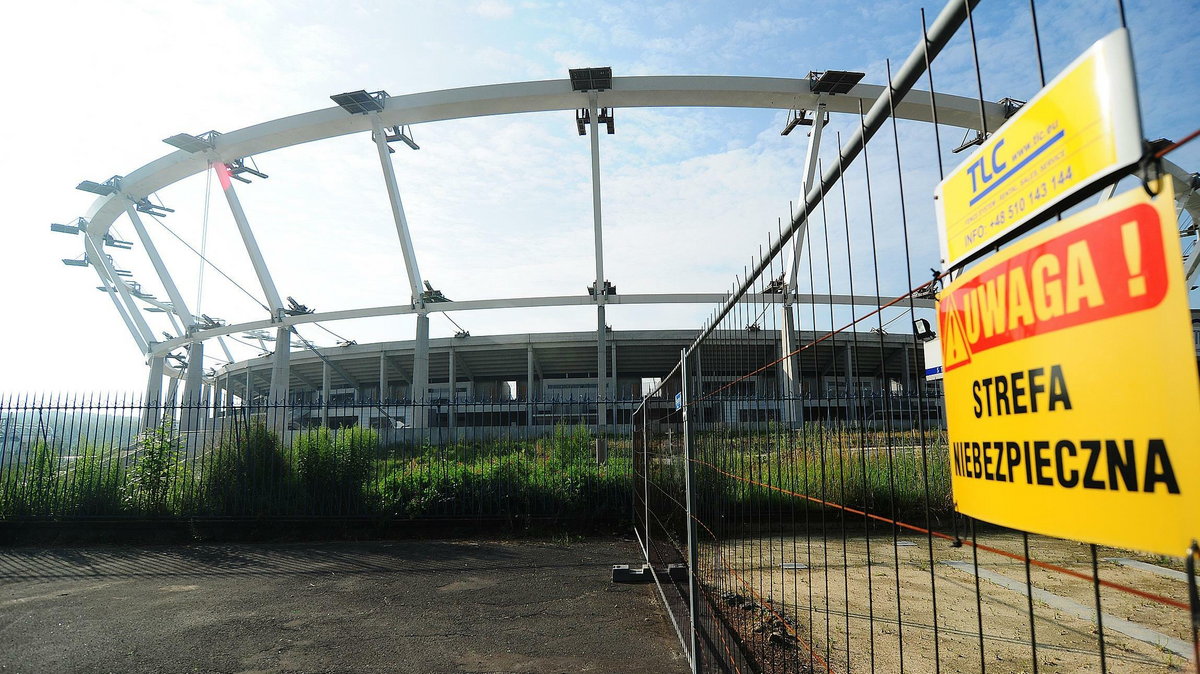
top-left (624, 0), bottom-right (1200, 670)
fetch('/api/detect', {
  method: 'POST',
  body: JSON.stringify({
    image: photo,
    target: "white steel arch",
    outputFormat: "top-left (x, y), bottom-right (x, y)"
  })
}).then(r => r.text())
top-left (59, 73), bottom-right (1197, 403)
top-left (80, 76), bottom-right (1010, 241)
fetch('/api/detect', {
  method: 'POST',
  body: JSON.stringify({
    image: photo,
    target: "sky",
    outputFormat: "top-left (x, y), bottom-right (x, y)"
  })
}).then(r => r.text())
top-left (0, 0), bottom-right (1196, 394)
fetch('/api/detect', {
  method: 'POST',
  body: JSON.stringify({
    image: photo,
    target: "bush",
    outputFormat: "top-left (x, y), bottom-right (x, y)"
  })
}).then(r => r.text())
top-left (124, 418), bottom-right (182, 515)
top-left (370, 444), bottom-right (632, 525)
top-left (64, 444), bottom-right (124, 516)
top-left (201, 419), bottom-right (291, 516)
top-left (295, 426), bottom-right (377, 514)
top-left (546, 424), bottom-right (593, 468)
top-left (0, 441), bottom-right (61, 517)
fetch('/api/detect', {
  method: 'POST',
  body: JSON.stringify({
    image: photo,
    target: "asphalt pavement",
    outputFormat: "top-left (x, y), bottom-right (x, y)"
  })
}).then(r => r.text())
top-left (0, 538), bottom-right (686, 674)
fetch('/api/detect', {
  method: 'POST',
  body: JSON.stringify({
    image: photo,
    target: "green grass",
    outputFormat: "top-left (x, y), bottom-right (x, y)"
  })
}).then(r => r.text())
top-left (0, 419), bottom-right (951, 528)
top-left (687, 423), bottom-right (953, 525)
top-left (0, 421), bottom-right (632, 523)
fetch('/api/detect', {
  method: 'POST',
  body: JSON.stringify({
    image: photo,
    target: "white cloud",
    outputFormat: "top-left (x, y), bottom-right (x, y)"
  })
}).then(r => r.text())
top-left (472, 0), bottom-right (514, 19)
top-left (0, 0), bottom-right (1193, 392)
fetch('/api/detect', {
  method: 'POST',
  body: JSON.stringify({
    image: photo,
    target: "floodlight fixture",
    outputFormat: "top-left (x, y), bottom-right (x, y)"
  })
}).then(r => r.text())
top-left (285, 296), bottom-right (315, 316)
top-left (337, 339), bottom-right (357, 347)
top-left (198, 314), bottom-right (227, 329)
top-left (808, 70), bottom-right (865, 95)
top-left (575, 108), bottom-right (615, 135)
top-left (587, 280), bottom-right (616, 296)
top-left (163, 130), bottom-right (221, 153)
top-left (764, 274), bottom-right (787, 293)
top-left (373, 124), bottom-right (420, 152)
top-left (568, 67), bottom-right (612, 92)
top-left (998, 97), bottom-right (1025, 119)
top-left (76, 176), bottom-right (122, 196)
top-left (952, 130), bottom-right (987, 154)
top-left (746, 322), bottom-right (761, 332)
top-left (227, 157), bottom-right (268, 183)
top-left (50, 218), bottom-right (86, 235)
top-left (454, 330), bottom-right (470, 339)
top-left (330, 89), bottom-right (389, 115)
top-left (397, 130), bottom-right (419, 151)
top-left (421, 280), bottom-right (450, 303)
top-left (103, 233), bottom-right (133, 249)
top-left (913, 318), bottom-right (936, 342)
top-left (62, 257), bottom-right (89, 267)
top-left (134, 197), bottom-right (175, 217)
top-left (597, 108), bottom-right (614, 134)
top-left (780, 109), bottom-right (828, 136)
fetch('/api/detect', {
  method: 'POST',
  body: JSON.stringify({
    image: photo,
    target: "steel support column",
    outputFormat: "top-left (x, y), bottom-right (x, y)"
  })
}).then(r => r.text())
top-left (787, 101), bottom-right (827, 292)
top-left (779, 308), bottom-right (804, 427)
top-left (845, 343), bottom-right (857, 424)
top-left (214, 161), bottom-right (290, 412)
top-left (369, 116), bottom-right (426, 305)
top-left (779, 104), bottom-right (824, 429)
top-left (101, 281), bottom-right (149, 353)
top-left (369, 116), bottom-right (430, 421)
top-left (84, 235), bottom-right (154, 351)
top-left (903, 345), bottom-right (913, 394)
top-left (525, 344), bottom-right (535, 429)
top-left (448, 348), bottom-right (457, 438)
top-left (125, 204), bottom-right (196, 326)
top-left (144, 356), bottom-right (164, 429)
top-left (378, 352), bottom-right (388, 403)
top-left (610, 336), bottom-right (617, 400)
top-left (217, 337), bottom-right (235, 363)
top-left (412, 314), bottom-right (429, 425)
top-left (681, 349), bottom-right (699, 673)
top-left (180, 339), bottom-right (206, 430)
top-left (179, 342), bottom-right (206, 446)
top-left (212, 381), bottom-right (223, 418)
top-left (587, 90), bottom-right (608, 437)
top-left (321, 360), bottom-right (331, 427)
top-left (201, 383), bottom-right (213, 417)
top-left (165, 372), bottom-right (180, 418)
top-left (215, 163), bottom-right (284, 312)
top-left (269, 327), bottom-right (291, 404)
top-left (526, 345), bottom-right (535, 401)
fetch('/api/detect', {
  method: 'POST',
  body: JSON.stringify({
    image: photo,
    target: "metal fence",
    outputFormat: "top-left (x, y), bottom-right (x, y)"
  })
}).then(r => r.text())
top-left (0, 393), bottom-right (632, 524)
top-left (630, 0), bottom-right (1200, 671)
top-left (637, 357), bottom-right (1197, 673)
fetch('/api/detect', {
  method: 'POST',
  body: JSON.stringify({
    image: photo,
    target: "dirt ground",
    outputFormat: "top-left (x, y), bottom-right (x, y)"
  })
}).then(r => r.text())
top-left (0, 538), bottom-right (687, 674)
top-left (713, 530), bottom-right (1194, 673)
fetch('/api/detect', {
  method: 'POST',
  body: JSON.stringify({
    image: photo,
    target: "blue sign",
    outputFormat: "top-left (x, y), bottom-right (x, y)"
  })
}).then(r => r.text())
top-left (674, 392), bottom-right (682, 411)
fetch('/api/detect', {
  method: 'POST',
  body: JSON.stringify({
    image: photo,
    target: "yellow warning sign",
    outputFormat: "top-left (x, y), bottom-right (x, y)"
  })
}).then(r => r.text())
top-left (935, 29), bottom-right (1143, 269)
top-left (938, 181), bottom-right (1200, 557)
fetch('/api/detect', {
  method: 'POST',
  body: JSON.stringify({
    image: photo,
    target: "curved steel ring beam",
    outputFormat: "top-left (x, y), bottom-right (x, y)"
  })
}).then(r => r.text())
top-left (83, 75), bottom-right (1009, 239)
top-left (149, 292), bottom-right (936, 358)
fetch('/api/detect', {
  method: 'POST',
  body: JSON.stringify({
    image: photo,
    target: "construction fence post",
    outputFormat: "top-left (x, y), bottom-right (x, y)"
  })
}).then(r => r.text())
top-left (681, 348), bottom-right (700, 673)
